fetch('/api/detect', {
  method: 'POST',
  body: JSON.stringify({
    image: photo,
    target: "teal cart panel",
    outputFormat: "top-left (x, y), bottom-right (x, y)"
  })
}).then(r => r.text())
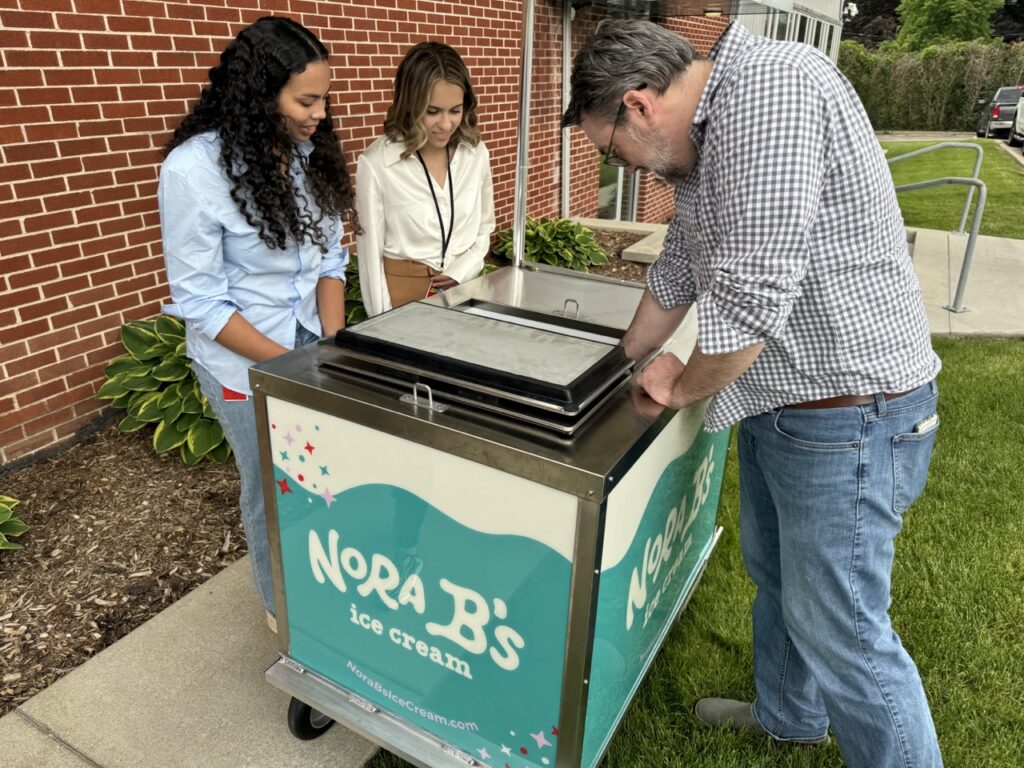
top-left (582, 414), bottom-right (730, 768)
top-left (267, 398), bottom-right (578, 767)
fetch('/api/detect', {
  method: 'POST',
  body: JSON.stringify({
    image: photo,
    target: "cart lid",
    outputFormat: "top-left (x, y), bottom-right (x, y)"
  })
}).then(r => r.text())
top-left (331, 302), bottom-right (630, 410)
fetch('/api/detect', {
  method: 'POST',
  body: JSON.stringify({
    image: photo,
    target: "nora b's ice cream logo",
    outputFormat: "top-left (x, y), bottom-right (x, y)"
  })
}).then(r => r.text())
top-left (625, 451), bottom-right (716, 631)
top-left (308, 529), bottom-right (525, 679)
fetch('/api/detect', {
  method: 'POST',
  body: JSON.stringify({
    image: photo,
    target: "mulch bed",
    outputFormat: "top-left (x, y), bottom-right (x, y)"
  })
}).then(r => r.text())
top-left (588, 229), bottom-right (649, 283)
top-left (0, 226), bottom-right (650, 717)
top-left (0, 427), bottom-right (244, 716)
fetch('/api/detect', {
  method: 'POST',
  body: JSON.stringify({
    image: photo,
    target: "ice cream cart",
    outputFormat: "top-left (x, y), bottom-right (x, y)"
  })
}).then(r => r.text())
top-left (250, 2), bottom-right (747, 765)
top-left (251, 266), bottom-right (729, 768)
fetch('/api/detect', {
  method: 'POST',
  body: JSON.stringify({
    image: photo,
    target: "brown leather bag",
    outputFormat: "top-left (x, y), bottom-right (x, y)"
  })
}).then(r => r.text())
top-left (383, 256), bottom-right (439, 309)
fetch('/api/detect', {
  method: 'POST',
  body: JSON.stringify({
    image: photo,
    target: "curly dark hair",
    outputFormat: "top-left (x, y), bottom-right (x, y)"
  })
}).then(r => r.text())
top-left (164, 16), bottom-right (358, 251)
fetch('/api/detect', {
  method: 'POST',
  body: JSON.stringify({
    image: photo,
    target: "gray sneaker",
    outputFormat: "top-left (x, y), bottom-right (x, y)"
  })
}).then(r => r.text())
top-left (694, 698), bottom-right (762, 731)
top-left (694, 698), bottom-right (829, 745)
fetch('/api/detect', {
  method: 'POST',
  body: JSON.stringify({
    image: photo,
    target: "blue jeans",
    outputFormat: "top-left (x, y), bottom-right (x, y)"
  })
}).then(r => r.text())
top-left (738, 381), bottom-right (942, 768)
top-left (191, 325), bottom-right (320, 616)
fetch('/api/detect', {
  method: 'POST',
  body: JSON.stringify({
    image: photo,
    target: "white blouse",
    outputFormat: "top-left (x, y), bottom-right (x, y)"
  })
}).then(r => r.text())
top-left (355, 136), bottom-right (495, 317)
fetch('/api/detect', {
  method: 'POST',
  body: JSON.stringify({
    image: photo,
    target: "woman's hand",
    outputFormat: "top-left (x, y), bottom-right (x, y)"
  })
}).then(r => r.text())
top-left (425, 274), bottom-right (458, 290)
top-left (429, 274), bottom-right (459, 291)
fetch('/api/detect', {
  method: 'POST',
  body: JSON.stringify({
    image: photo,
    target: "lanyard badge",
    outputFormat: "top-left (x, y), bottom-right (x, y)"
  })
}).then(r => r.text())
top-left (415, 148), bottom-right (455, 272)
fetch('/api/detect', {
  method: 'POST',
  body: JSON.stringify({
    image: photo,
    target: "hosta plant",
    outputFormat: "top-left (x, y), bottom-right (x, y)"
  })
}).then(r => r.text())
top-left (0, 495), bottom-right (28, 551)
top-left (345, 252), bottom-right (368, 326)
top-left (493, 217), bottom-right (609, 272)
top-left (97, 316), bottom-right (231, 466)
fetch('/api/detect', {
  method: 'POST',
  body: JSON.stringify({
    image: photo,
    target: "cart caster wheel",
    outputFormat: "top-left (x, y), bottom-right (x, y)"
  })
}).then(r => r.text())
top-left (287, 697), bottom-right (335, 740)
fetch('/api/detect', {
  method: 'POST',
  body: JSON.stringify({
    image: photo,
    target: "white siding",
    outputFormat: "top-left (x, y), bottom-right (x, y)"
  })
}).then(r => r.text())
top-left (735, 0), bottom-right (844, 62)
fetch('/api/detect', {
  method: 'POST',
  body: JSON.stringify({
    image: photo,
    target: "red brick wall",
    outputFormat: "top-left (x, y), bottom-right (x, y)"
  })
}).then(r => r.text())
top-left (0, 0), bottom-right (582, 466)
top-left (0, 2), bottom-right (725, 465)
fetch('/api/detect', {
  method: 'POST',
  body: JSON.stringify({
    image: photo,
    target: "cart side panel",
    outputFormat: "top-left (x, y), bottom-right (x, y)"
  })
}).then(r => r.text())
top-left (264, 397), bottom-right (577, 767)
top-left (581, 410), bottom-right (730, 768)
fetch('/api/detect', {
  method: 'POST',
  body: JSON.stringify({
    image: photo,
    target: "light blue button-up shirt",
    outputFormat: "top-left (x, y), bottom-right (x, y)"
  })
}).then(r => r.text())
top-left (158, 131), bottom-right (348, 395)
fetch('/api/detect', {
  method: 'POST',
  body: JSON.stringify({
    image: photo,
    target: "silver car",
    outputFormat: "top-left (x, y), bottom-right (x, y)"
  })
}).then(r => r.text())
top-left (1009, 95), bottom-right (1024, 149)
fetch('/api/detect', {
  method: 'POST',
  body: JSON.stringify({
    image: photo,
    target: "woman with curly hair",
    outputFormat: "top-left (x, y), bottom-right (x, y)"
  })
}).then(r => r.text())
top-left (356, 42), bottom-right (495, 316)
top-left (158, 16), bottom-right (356, 629)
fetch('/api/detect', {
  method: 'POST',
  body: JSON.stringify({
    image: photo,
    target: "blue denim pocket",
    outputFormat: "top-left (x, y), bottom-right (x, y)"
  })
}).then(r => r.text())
top-left (892, 415), bottom-right (939, 513)
top-left (772, 407), bottom-right (862, 451)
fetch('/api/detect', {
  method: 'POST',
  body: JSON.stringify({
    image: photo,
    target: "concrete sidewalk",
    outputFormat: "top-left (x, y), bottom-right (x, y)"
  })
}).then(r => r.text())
top-left (580, 218), bottom-right (1024, 338)
top-left (1, 226), bottom-right (1020, 768)
top-left (912, 228), bottom-right (1024, 336)
top-left (0, 559), bottom-right (377, 768)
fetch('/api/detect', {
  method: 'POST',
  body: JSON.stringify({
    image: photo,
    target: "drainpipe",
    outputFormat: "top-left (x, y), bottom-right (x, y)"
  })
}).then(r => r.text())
top-left (512, 0), bottom-right (537, 268)
top-left (561, 1), bottom-right (572, 219)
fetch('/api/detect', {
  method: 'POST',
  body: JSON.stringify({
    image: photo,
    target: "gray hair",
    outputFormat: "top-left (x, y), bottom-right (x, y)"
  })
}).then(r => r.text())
top-left (561, 19), bottom-right (699, 128)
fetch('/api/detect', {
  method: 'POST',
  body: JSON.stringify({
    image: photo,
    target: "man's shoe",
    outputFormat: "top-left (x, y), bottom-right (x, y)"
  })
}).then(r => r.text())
top-left (694, 698), bottom-right (761, 731)
top-left (694, 698), bottom-right (829, 746)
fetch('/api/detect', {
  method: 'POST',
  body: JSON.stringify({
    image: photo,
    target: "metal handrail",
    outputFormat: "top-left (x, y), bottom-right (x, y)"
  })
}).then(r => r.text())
top-left (886, 142), bottom-right (982, 233)
top-left (896, 178), bottom-right (987, 313)
top-left (886, 142), bottom-right (986, 313)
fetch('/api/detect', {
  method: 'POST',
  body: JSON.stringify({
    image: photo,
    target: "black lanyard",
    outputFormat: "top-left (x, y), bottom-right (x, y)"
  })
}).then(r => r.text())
top-left (415, 148), bottom-right (455, 270)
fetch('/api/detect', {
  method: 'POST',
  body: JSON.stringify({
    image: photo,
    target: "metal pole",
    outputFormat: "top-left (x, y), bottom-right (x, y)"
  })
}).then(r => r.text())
top-left (561, 0), bottom-right (572, 219)
top-left (958, 148), bottom-right (983, 234)
top-left (894, 176), bottom-right (987, 313)
top-left (950, 182), bottom-right (986, 313)
top-left (512, 0), bottom-right (537, 268)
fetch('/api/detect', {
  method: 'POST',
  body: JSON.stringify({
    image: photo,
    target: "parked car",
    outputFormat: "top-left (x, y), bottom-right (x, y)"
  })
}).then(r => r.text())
top-left (1009, 95), bottom-right (1024, 148)
top-left (976, 85), bottom-right (1024, 138)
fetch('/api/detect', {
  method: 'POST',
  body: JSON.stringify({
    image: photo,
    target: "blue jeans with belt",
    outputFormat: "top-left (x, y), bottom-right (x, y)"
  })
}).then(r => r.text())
top-left (191, 325), bottom-right (320, 616)
top-left (738, 380), bottom-right (942, 767)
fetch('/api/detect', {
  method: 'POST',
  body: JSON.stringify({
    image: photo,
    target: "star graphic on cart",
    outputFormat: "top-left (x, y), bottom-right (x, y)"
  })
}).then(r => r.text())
top-left (276, 478), bottom-right (292, 494)
top-left (476, 748), bottom-right (490, 761)
top-left (530, 730), bottom-right (552, 748)
top-left (304, 441), bottom-right (315, 455)
top-left (500, 744), bottom-right (512, 756)
top-left (320, 487), bottom-right (336, 507)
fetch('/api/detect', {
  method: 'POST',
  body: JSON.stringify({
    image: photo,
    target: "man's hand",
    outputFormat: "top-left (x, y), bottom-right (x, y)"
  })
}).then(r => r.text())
top-left (635, 352), bottom-right (687, 407)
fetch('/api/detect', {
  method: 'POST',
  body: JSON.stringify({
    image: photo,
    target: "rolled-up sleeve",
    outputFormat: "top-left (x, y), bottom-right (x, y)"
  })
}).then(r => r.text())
top-left (158, 163), bottom-right (237, 341)
top-left (694, 63), bottom-right (827, 355)
top-left (647, 205), bottom-right (696, 308)
top-left (318, 215), bottom-right (349, 281)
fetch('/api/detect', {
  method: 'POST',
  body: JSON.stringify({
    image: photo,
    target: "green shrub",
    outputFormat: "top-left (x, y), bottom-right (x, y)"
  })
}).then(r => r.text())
top-left (0, 495), bottom-right (28, 551)
top-left (97, 316), bottom-right (231, 466)
top-left (492, 217), bottom-right (608, 272)
top-left (839, 39), bottom-right (1024, 131)
top-left (345, 253), bottom-right (368, 326)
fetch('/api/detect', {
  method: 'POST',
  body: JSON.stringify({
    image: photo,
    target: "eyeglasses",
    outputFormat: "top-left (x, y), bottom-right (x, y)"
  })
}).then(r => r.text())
top-left (603, 100), bottom-right (628, 168)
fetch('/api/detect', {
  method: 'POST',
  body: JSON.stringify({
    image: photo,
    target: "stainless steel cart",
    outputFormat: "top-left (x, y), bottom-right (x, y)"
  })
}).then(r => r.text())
top-left (252, 267), bottom-right (728, 768)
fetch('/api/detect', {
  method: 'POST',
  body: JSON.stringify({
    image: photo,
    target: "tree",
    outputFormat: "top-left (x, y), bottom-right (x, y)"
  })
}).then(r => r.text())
top-left (992, 0), bottom-right (1024, 42)
top-left (893, 0), bottom-right (1004, 51)
top-left (842, 0), bottom-right (901, 46)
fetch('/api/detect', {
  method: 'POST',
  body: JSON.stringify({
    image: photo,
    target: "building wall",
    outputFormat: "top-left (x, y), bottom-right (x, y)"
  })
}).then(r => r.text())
top-left (0, 2), bottom-right (774, 465)
top-left (737, 1), bottom-right (844, 60)
top-left (0, 0), bottom-right (577, 466)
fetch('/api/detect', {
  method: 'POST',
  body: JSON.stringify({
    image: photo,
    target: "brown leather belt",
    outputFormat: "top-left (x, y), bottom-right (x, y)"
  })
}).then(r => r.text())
top-left (787, 389), bottom-right (916, 410)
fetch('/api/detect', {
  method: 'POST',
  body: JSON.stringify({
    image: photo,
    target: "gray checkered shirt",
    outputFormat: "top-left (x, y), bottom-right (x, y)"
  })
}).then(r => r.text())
top-left (648, 23), bottom-right (940, 431)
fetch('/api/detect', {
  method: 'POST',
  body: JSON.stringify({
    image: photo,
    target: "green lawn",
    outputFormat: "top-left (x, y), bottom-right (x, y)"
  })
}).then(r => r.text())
top-left (365, 337), bottom-right (1024, 767)
top-left (882, 139), bottom-right (1024, 240)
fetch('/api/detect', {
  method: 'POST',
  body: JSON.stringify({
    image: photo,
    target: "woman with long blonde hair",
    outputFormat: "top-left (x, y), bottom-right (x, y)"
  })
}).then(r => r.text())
top-left (356, 42), bottom-right (494, 316)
